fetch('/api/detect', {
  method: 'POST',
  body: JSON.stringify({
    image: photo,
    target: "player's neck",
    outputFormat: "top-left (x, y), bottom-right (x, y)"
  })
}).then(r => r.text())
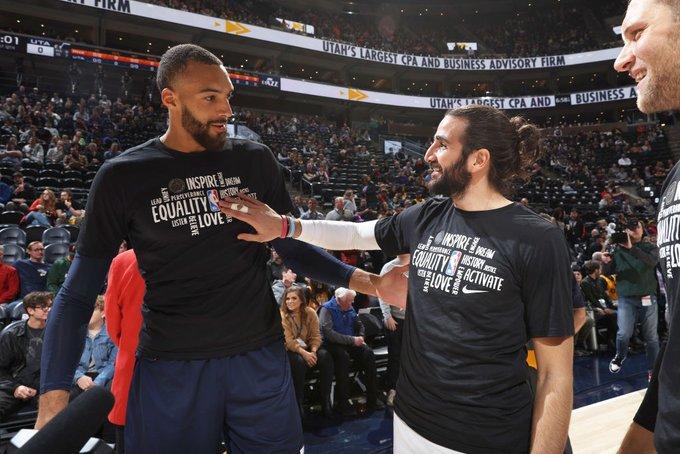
top-left (452, 178), bottom-right (511, 212)
top-left (160, 126), bottom-right (205, 153)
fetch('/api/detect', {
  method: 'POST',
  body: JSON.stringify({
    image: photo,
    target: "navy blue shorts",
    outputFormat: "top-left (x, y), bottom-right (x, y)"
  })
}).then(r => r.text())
top-left (125, 341), bottom-right (303, 454)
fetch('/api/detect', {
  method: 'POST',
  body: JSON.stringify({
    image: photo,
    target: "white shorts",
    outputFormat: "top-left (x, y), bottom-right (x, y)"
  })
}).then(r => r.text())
top-left (393, 412), bottom-right (465, 454)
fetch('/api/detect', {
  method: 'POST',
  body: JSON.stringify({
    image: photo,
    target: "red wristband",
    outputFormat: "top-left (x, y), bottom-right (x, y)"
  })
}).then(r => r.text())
top-left (280, 215), bottom-right (288, 239)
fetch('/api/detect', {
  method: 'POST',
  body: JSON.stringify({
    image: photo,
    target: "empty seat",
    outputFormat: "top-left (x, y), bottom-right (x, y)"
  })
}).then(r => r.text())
top-left (0, 212), bottom-right (24, 226)
top-left (24, 225), bottom-right (47, 244)
top-left (36, 177), bottom-right (61, 188)
top-left (44, 242), bottom-right (69, 265)
top-left (61, 225), bottom-right (80, 244)
top-left (42, 227), bottom-right (71, 246)
top-left (1, 244), bottom-right (25, 263)
top-left (0, 226), bottom-right (26, 246)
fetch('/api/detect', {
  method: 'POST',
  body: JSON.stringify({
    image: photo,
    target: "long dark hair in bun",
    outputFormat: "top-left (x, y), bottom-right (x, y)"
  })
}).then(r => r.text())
top-left (445, 105), bottom-right (543, 196)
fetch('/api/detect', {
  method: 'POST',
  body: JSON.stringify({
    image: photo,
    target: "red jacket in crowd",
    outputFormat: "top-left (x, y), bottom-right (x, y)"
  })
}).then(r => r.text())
top-left (0, 263), bottom-right (20, 304)
top-left (104, 249), bottom-right (145, 426)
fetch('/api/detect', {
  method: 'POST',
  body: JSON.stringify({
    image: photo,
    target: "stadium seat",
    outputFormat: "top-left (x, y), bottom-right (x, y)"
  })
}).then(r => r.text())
top-left (1, 318), bottom-right (23, 334)
top-left (62, 178), bottom-right (84, 188)
top-left (10, 303), bottom-right (27, 321)
top-left (1, 244), bottom-right (24, 263)
top-left (0, 212), bottom-right (24, 225)
top-left (62, 170), bottom-right (83, 179)
top-left (42, 227), bottom-right (70, 246)
top-left (61, 224), bottom-right (80, 243)
top-left (36, 177), bottom-right (61, 188)
top-left (38, 169), bottom-right (61, 178)
top-left (44, 163), bottom-right (64, 171)
top-left (44, 243), bottom-right (69, 265)
top-left (24, 225), bottom-right (47, 244)
top-left (0, 226), bottom-right (26, 246)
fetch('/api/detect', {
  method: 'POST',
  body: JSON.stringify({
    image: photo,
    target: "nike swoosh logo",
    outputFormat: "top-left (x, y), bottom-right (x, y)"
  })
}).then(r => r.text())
top-left (462, 285), bottom-right (489, 294)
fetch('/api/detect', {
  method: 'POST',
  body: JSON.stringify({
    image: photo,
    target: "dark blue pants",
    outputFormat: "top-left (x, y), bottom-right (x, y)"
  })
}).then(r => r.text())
top-left (125, 341), bottom-right (303, 454)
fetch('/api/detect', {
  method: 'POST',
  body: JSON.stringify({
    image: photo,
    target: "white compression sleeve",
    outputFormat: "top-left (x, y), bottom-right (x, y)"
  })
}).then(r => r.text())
top-left (298, 220), bottom-right (381, 251)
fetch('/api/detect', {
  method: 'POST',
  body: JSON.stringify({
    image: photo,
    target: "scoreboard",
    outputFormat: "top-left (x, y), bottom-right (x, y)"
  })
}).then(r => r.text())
top-left (1, 31), bottom-right (158, 72)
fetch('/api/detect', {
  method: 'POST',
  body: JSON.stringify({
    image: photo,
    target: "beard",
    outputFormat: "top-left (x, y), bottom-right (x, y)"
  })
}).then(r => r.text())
top-left (637, 40), bottom-right (680, 113)
top-left (427, 157), bottom-right (471, 199)
top-left (181, 105), bottom-right (227, 150)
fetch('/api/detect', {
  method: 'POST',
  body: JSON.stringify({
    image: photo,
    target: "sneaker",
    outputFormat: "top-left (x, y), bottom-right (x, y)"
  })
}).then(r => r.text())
top-left (609, 355), bottom-right (626, 373)
top-left (386, 389), bottom-right (396, 407)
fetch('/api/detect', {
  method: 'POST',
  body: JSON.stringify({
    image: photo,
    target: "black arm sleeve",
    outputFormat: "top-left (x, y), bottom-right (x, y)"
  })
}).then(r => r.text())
top-left (270, 238), bottom-right (355, 288)
top-left (39, 253), bottom-right (113, 393)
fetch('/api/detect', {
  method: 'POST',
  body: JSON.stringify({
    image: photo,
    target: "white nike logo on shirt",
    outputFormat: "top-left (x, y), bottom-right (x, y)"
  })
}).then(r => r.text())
top-left (462, 285), bottom-right (488, 294)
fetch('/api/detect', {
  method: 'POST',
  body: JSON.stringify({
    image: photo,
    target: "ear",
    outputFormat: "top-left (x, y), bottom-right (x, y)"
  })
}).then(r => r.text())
top-left (468, 148), bottom-right (491, 174)
top-left (160, 88), bottom-right (177, 110)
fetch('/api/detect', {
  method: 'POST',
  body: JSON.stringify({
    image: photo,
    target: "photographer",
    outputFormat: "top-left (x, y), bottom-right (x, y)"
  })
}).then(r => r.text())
top-left (609, 219), bottom-right (660, 377)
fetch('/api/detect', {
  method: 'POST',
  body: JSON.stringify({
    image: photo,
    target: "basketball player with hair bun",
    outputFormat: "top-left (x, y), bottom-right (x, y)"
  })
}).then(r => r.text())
top-left (222, 105), bottom-right (576, 454)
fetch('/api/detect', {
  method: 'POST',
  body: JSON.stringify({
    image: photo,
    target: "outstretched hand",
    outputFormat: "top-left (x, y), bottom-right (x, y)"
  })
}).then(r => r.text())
top-left (218, 193), bottom-right (284, 242)
top-left (371, 263), bottom-right (409, 309)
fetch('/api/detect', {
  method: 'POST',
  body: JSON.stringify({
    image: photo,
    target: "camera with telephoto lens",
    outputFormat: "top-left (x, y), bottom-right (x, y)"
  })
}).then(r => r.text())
top-left (611, 218), bottom-right (640, 245)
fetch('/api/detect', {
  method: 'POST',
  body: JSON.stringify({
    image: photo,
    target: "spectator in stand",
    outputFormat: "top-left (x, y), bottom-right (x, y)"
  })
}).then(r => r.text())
top-left (573, 269), bottom-right (595, 356)
top-left (104, 142), bottom-right (122, 161)
top-left (356, 199), bottom-right (377, 221)
top-left (272, 267), bottom-right (298, 304)
top-left (0, 137), bottom-right (23, 169)
top-left (291, 196), bottom-right (307, 218)
top-left (24, 189), bottom-right (58, 227)
top-left (320, 288), bottom-right (380, 416)
top-left (63, 146), bottom-right (88, 171)
top-left (0, 292), bottom-right (52, 422)
top-left (305, 279), bottom-right (332, 312)
top-left (592, 251), bottom-right (615, 276)
top-left (610, 219), bottom-right (660, 375)
top-left (280, 286), bottom-right (333, 420)
top-left (104, 249), bottom-right (145, 451)
top-left (46, 245), bottom-right (75, 296)
top-left (0, 246), bottom-right (20, 305)
top-left (22, 136), bottom-right (44, 164)
top-left (13, 242), bottom-right (50, 299)
top-left (55, 190), bottom-right (84, 225)
top-left (361, 175), bottom-right (378, 207)
top-left (379, 255), bottom-right (408, 407)
top-left (585, 232), bottom-right (606, 259)
top-left (84, 142), bottom-right (104, 166)
top-left (326, 197), bottom-right (354, 221)
top-left (343, 190), bottom-right (357, 214)
top-left (45, 140), bottom-right (65, 165)
top-left (267, 249), bottom-right (284, 282)
top-left (6, 172), bottom-right (35, 213)
top-left (565, 209), bottom-right (585, 245)
top-left (71, 296), bottom-right (117, 398)
top-left (580, 260), bottom-right (617, 350)
top-left (300, 198), bottom-right (324, 220)
top-left (0, 171), bottom-right (12, 210)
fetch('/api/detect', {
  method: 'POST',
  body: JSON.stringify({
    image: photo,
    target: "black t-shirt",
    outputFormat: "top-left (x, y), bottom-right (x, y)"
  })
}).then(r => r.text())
top-left (18, 326), bottom-right (44, 390)
top-left (77, 137), bottom-right (295, 360)
top-left (654, 162), bottom-right (680, 452)
top-left (374, 198), bottom-right (574, 453)
top-left (56, 199), bottom-right (80, 212)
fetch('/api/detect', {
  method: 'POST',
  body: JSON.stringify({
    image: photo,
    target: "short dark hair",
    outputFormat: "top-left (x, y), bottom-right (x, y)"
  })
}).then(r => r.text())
top-left (584, 260), bottom-right (601, 276)
top-left (445, 105), bottom-right (542, 196)
top-left (23, 291), bottom-right (53, 313)
top-left (156, 44), bottom-right (223, 92)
